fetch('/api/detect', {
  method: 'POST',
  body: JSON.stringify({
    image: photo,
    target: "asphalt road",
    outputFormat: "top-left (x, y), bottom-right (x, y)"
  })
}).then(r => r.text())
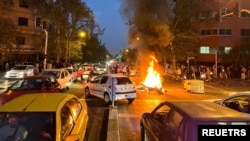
top-left (1, 72), bottom-right (250, 141)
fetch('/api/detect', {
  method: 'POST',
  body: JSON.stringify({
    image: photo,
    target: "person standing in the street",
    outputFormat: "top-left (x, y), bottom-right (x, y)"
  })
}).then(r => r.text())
top-left (126, 65), bottom-right (131, 76)
top-left (219, 69), bottom-right (228, 86)
top-left (5, 61), bottom-right (9, 71)
top-left (34, 63), bottom-right (40, 75)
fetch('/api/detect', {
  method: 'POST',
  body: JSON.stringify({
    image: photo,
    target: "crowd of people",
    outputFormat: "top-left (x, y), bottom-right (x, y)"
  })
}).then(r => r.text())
top-left (165, 63), bottom-right (250, 86)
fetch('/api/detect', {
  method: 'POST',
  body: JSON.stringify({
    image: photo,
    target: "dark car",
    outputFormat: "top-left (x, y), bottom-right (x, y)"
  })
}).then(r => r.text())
top-left (140, 100), bottom-right (250, 141)
top-left (0, 75), bottom-right (61, 105)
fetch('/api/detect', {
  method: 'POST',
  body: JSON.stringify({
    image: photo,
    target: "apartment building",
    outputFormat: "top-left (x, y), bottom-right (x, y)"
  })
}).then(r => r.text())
top-left (0, 0), bottom-right (44, 64)
top-left (191, 0), bottom-right (250, 63)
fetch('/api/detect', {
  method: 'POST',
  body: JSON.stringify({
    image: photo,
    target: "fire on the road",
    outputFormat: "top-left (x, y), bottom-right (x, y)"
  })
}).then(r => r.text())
top-left (143, 56), bottom-right (162, 89)
top-left (139, 55), bottom-right (165, 94)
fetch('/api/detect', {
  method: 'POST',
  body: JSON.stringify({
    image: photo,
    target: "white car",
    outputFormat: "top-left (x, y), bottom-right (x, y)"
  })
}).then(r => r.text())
top-left (93, 64), bottom-right (107, 74)
top-left (66, 68), bottom-right (77, 82)
top-left (207, 91), bottom-right (250, 114)
top-left (40, 68), bottom-right (72, 90)
top-left (84, 74), bottom-right (137, 104)
top-left (4, 65), bottom-right (34, 79)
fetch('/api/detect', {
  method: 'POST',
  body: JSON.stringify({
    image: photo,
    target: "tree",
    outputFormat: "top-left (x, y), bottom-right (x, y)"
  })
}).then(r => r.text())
top-left (81, 36), bottom-right (111, 63)
top-left (168, 0), bottom-right (201, 70)
top-left (26, 0), bottom-right (106, 64)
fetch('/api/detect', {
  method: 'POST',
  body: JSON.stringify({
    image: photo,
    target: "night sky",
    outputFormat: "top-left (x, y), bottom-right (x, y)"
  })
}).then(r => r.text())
top-left (85, 0), bottom-right (128, 56)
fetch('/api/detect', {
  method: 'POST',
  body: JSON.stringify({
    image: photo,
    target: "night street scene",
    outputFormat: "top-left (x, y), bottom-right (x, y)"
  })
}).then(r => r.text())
top-left (1, 0), bottom-right (250, 141)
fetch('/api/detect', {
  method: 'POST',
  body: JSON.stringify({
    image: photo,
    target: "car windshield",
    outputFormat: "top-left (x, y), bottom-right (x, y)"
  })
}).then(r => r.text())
top-left (12, 66), bottom-right (27, 70)
top-left (10, 78), bottom-right (43, 90)
top-left (0, 112), bottom-right (56, 141)
top-left (41, 71), bottom-right (60, 78)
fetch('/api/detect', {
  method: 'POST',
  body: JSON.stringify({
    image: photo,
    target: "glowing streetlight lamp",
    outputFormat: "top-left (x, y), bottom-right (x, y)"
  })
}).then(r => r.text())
top-left (79, 31), bottom-right (87, 38)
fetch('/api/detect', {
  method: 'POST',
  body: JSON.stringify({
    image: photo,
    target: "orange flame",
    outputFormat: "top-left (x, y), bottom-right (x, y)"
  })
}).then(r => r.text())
top-left (143, 56), bottom-right (162, 89)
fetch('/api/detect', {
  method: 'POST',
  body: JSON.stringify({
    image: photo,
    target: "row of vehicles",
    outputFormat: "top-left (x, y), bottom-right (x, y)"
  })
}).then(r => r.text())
top-left (0, 64), bottom-right (137, 141)
top-left (2, 64), bottom-right (250, 141)
top-left (0, 65), bottom-right (89, 141)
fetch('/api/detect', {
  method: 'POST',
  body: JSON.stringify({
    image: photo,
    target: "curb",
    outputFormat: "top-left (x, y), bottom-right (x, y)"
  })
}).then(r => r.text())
top-left (107, 105), bottom-right (120, 141)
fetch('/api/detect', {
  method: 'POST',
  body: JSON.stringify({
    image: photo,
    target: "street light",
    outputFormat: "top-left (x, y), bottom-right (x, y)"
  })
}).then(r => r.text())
top-left (79, 31), bottom-right (87, 38)
top-left (67, 31), bottom-right (88, 63)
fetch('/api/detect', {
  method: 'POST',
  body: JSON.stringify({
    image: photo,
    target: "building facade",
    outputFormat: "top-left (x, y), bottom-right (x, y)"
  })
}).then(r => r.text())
top-left (0, 0), bottom-right (44, 66)
top-left (191, 0), bottom-right (250, 64)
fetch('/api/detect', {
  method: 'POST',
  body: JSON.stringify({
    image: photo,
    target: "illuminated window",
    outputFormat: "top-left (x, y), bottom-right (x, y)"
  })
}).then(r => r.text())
top-left (225, 47), bottom-right (232, 54)
top-left (200, 46), bottom-right (209, 54)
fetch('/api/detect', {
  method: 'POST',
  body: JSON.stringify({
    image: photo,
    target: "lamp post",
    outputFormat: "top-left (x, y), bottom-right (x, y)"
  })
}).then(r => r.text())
top-left (43, 29), bottom-right (48, 70)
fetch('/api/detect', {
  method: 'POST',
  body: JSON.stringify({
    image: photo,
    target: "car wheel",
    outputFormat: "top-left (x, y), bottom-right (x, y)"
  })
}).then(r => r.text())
top-left (128, 98), bottom-right (135, 104)
top-left (104, 93), bottom-right (111, 104)
top-left (85, 87), bottom-right (91, 97)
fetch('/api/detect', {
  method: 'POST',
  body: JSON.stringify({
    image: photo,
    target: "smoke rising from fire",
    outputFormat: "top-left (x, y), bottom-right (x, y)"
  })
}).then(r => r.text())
top-left (119, 0), bottom-right (174, 51)
top-left (119, 0), bottom-right (174, 78)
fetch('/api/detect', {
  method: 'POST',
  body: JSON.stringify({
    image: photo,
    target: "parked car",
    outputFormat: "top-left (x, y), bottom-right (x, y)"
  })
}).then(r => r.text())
top-left (0, 75), bottom-right (61, 106)
top-left (0, 93), bottom-right (88, 141)
top-left (40, 68), bottom-right (72, 91)
top-left (4, 65), bottom-right (34, 79)
top-left (84, 74), bottom-right (136, 104)
top-left (140, 100), bottom-right (250, 141)
top-left (208, 91), bottom-right (250, 114)
top-left (66, 68), bottom-right (77, 82)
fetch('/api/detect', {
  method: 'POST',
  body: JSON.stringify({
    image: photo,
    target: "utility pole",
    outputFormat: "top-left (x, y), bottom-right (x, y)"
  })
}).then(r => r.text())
top-left (44, 29), bottom-right (48, 70)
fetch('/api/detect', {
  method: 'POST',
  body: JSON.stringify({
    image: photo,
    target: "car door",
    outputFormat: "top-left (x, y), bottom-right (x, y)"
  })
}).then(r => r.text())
top-left (60, 98), bottom-right (88, 141)
top-left (96, 76), bottom-right (109, 98)
top-left (89, 76), bottom-right (102, 97)
top-left (64, 70), bottom-right (72, 87)
top-left (144, 104), bottom-right (172, 141)
top-left (67, 98), bottom-right (88, 140)
top-left (59, 70), bottom-right (67, 89)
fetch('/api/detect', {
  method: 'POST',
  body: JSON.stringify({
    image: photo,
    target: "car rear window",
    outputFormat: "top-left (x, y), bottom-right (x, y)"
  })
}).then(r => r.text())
top-left (116, 77), bottom-right (132, 85)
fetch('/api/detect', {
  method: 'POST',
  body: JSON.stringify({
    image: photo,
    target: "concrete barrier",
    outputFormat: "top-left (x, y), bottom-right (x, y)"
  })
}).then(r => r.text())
top-left (107, 105), bottom-right (120, 141)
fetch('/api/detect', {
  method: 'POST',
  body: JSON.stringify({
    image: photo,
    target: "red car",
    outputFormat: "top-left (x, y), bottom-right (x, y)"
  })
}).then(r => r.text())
top-left (0, 75), bottom-right (61, 105)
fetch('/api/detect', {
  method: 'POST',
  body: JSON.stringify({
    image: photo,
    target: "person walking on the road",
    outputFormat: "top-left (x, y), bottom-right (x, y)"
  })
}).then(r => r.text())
top-left (34, 63), bottom-right (40, 75)
top-left (219, 69), bottom-right (228, 86)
